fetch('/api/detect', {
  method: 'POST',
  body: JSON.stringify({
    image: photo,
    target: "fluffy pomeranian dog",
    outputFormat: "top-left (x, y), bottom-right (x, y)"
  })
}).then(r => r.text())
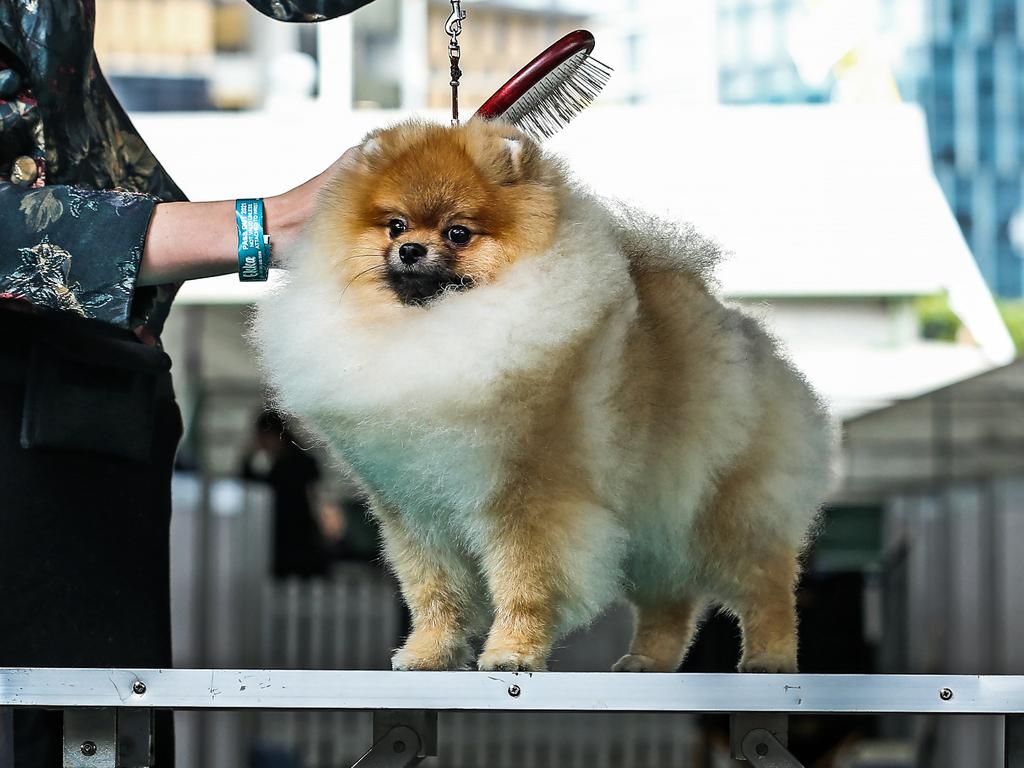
top-left (252, 119), bottom-right (835, 674)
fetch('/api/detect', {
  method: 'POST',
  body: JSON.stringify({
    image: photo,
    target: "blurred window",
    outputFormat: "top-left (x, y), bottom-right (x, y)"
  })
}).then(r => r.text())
top-left (719, 11), bottom-right (742, 65)
top-left (728, 71), bottom-right (756, 102)
top-left (977, 45), bottom-right (996, 166)
top-left (997, 177), bottom-right (1019, 230)
top-left (993, 0), bottom-right (1016, 36)
top-left (719, 70), bottom-right (737, 102)
top-left (955, 177), bottom-right (974, 240)
top-left (748, 6), bottom-right (777, 61)
top-left (932, 44), bottom-right (955, 120)
top-left (626, 31), bottom-right (641, 72)
top-left (1018, 47), bottom-right (1024, 166)
top-left (950, 0), bottom-right (967, 36)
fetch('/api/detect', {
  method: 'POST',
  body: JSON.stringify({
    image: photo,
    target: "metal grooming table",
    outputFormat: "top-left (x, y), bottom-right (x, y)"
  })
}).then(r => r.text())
top-left (2, 669), bottom-right (1023, 767)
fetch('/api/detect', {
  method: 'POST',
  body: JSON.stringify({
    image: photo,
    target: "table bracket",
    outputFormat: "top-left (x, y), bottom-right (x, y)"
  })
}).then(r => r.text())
top-left (62, 708), bottom-right (153, 768)
top-left (730, 713), bottom-right (804, 767)
top-left (351, 711), bottom-right (437, 768)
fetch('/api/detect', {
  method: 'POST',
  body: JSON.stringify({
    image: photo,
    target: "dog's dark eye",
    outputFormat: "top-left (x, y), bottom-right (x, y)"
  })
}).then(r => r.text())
top-left (387, 219), bottom-right (407, 238)
top-left (445, 225), bottom-right (472, 245)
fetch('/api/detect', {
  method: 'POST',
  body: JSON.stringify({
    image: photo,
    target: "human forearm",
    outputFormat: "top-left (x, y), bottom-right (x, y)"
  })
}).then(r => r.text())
top-left (138, 192), bottom-right (310, 286)
top-left (137, 147), bottom-right (354, 287)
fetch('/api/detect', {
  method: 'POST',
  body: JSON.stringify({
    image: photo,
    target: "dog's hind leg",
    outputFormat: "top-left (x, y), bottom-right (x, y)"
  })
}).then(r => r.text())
top-left (730, 553), bottom-right (800, 673)
top-left (612, 596), bottom-right (703, 672)
top-left (690, 444), bottom-right (808, 674)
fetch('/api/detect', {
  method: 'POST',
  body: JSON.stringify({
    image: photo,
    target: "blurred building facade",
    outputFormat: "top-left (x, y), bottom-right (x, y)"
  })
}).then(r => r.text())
top-left (94, 0), bottom-right (218, 109)
top-left (94, 0), bottom-right (594, 111)
top-left (346, 0), bottom-right (588, 110)
top-left (715, 0), bottom-right (1024, 298)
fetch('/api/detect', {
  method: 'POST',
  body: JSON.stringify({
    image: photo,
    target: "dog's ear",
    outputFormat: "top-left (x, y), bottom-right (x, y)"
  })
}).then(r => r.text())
top-left (503, 136), bottom-right (524, 176)
top-left (461, 121), bottom-right (535, 183)
top-left (491, 132), bottom-right (544, 184)
top-left (358, 130), bottom-right (384, 163)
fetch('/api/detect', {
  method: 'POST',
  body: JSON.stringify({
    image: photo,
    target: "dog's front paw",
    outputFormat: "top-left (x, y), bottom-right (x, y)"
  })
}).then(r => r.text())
top-left (611, 653), bottom-right (660, 672)
top-left (738, 652), bottom-right (797, 674)
top-left (477, 648), bottom-right (547, 672)
top-left (392, 642), bottom-right (473, 671)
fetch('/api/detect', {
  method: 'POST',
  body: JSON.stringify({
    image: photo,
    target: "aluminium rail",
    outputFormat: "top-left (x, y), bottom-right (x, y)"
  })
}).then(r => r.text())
top-left (1, 669), bottom-right (1023, 767)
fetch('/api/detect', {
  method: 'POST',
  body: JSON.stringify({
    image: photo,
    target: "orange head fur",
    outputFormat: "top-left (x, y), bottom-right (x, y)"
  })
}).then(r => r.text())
top-left (309, 119), bottom-right (564, 312)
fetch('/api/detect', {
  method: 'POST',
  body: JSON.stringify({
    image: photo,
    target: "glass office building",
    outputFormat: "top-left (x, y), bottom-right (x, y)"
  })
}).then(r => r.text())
top-left (717, 0), bottom-right (1024, 297)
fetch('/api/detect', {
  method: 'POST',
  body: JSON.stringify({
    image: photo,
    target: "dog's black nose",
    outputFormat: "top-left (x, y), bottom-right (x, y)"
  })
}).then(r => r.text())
top-left (399, 242), bottom-right (427, 265)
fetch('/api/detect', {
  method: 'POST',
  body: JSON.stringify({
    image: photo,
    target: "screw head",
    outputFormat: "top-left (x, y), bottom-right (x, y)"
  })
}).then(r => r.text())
top-left (508, 684), bottom-right (521, 697)
top-left (81, 741), bottom-right (97, 757)
top-left (940, 687), bottom-right (954, 701)
top-left (132, 680), bottom-right (147, 695)
top-left (393, 740), bottom-right (406, 754)
top-left (756, 742), bottom-right (769, 757)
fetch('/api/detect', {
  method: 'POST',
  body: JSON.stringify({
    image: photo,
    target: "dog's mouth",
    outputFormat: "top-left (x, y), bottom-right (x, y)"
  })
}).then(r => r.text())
top-left (384, 266), bottom-right (474, 306)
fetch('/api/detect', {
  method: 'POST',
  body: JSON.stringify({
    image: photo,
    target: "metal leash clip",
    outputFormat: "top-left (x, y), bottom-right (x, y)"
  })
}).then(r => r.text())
top-left (446, 0), bottom-right (466, 125)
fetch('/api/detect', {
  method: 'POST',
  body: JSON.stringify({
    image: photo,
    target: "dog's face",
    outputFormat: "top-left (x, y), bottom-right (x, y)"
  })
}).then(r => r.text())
top-left (312, 120), bottom-right (563, 310)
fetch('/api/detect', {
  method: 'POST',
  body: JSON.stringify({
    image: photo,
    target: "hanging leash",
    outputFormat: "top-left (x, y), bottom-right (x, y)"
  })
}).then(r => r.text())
top-left (445, 0), bottom-right (466, 125)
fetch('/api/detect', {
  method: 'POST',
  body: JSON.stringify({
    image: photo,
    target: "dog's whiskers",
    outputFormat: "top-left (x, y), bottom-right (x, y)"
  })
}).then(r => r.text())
top-left (340, 264), bottom-right (387, 300)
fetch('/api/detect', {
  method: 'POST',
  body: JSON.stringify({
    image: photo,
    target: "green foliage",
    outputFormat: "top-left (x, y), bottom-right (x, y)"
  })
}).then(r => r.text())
top-left (998, 300), bottom-right (1024, 354)
top-left (916, 295), bottom-right (1024, 355)
top-left (915, 294), bottom-right (961, 342)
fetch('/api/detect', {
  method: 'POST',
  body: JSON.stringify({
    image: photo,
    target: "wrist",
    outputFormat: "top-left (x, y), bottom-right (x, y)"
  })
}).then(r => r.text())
top-left (264, 186), bottom-right (314, 264)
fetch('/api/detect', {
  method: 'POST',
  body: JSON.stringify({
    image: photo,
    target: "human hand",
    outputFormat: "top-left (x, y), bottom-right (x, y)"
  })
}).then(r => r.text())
top-left (263, 146), bottom-right (360, 265)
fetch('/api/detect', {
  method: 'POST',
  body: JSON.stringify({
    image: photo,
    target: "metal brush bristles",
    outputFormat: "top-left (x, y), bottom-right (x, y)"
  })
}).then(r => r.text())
top-left (502, 52), bottom-right (613, 140)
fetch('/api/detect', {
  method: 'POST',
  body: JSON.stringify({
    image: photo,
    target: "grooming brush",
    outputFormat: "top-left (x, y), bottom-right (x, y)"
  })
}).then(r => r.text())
top-left (474, 29), bottom-right (613, 140)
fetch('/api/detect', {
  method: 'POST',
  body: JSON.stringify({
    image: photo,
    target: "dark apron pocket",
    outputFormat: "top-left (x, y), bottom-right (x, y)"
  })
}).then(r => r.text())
top-left (19, 334), bottom-right (171, 462)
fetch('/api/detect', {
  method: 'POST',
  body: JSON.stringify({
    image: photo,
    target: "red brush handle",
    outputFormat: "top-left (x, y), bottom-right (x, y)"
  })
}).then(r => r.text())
top-left (475, 30), bottom-right (596, 120)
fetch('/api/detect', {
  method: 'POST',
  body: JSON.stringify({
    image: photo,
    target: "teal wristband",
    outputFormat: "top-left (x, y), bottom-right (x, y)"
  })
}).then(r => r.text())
top-left (236, 198), bottom-right (271, 282)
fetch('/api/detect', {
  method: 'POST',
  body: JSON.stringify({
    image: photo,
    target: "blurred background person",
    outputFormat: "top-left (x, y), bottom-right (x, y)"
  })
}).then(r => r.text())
top-left (241, 409), bottom-right (331, 579)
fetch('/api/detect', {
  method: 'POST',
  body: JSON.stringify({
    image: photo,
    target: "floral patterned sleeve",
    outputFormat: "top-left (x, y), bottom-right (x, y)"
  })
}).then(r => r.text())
top-left (1, 0), bottom-right (187, 340)
top-left (0, 182), bottom-right (157, 327)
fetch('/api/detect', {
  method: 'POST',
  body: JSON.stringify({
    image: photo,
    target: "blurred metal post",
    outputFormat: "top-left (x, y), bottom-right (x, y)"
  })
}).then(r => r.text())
top-left (1008, 716), bottom-right (1023, 767)
top-left (317, 14), bottom-right (353, 109)
top-left (399, 0), bottom-right (428, 108)
top-left (0, 707), bottom-right (12, 768)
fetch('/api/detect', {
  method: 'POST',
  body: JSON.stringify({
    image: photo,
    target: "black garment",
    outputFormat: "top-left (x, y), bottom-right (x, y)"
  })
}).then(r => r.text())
top-left (243, 448), bottom-right (328, 579)
top-left (245, 0), bottom-right (374, 22)
top-left (0, 307), bottom-right (182, 768)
